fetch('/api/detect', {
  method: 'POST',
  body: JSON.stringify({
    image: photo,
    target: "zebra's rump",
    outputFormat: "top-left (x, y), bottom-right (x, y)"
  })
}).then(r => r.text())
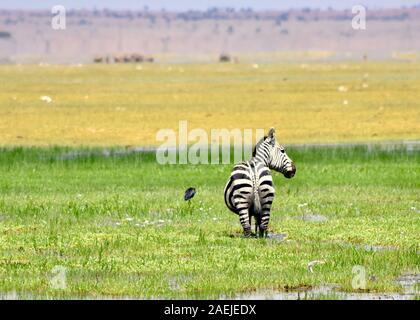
top-left (224, 179), bottom-right (265, 217)
top-left (224, 160), bottom-right (274, 216)
top-left (224, 164), bottom-right (253, 215)
top-left (223, 177), bottom-right (243, 215)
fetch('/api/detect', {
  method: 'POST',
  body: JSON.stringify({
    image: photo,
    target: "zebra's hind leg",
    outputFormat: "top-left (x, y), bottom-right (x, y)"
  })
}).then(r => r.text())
top-left (259, 210), bottom-right (270, 238)
top-left (259, 227), bottom-right (267, 238)
top-left (238, 208), bottom-right (252, 237)
top-left (254, 216), bottom-right (258, 235)
top-left (255, 215), bottom-right (268, 238)
top-left (255, 215), bottom-right (262, 237)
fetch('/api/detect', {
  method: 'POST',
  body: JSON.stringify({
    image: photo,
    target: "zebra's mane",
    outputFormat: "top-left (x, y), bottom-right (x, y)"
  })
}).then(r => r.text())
top-left (252, 136), bottom-right (268, 157)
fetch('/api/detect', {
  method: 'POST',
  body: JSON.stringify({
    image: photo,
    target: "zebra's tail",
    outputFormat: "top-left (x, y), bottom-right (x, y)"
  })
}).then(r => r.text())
top-left (252, 190), bottom-right (262, 217)
top-left (253, 190), bottom-right (262, 234)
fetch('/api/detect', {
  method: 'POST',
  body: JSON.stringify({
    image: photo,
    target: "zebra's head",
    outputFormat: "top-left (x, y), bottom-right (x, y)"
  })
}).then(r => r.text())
top-left (253, 128), bottom-right (296, 179)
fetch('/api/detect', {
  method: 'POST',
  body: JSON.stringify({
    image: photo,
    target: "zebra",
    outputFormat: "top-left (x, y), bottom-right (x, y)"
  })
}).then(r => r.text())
top-left (224, 128), bottom-right (296, 237)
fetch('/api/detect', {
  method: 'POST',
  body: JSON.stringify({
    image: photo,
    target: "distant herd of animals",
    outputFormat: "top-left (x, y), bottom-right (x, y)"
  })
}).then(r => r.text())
top-left (93, 54), bottom-right (237, 63)
top-left (93, 54), bottom-right (154, 64)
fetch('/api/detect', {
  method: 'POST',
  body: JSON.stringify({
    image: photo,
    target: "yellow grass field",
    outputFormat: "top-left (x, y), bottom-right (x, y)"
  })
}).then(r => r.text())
top-left (0, 62), bottom-right (419, 146)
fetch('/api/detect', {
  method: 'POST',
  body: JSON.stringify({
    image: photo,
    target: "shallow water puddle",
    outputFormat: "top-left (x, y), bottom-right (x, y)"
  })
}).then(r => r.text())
top-left (57, 147), bottom-right (161, 160)
top-left (301, 214), bottom-right (328, 222)
top-left (230, 282), bottom-right (418, 300)
top-left (396, 274), bottom-right (420, 294)
top-left (2, 275), bottom-right (417, 300)
top-left (266, 233), bottom-right (288, 241)
top-left (55, 141), bottom-right (420, 161)
top-left (229, 272), bottom-right (419, 300)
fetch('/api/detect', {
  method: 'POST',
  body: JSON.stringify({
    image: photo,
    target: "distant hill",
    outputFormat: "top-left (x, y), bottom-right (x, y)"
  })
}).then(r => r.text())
top-left (0, 7), bottom-right (419, 63)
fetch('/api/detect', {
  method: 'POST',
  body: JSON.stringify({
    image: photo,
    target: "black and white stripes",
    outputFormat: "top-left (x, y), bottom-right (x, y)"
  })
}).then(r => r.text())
top-left (224, 128), bottom-right (296, 237)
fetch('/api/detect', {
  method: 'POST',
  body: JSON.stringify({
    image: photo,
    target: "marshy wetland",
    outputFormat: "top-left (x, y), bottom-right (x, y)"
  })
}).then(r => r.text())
top-left (0, 62), bottom-right (418, 299)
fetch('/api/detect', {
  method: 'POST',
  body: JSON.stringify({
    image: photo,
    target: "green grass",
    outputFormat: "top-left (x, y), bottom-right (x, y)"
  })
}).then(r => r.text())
top-left (0, 146), bottom-right (419, 299)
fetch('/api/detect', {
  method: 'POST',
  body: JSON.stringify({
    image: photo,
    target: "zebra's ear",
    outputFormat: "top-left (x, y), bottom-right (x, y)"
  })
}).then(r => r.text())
top-left (266, 128), bottom-right (276, 145)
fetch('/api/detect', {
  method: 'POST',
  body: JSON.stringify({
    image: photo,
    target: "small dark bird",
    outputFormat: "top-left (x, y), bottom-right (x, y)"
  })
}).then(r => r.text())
top-left (184, 187), bottom-right (196, 201)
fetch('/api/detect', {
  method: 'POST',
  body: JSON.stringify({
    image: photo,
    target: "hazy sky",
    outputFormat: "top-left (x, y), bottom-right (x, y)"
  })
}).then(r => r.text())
top-left (0, 0), bottom-right (419, 10)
